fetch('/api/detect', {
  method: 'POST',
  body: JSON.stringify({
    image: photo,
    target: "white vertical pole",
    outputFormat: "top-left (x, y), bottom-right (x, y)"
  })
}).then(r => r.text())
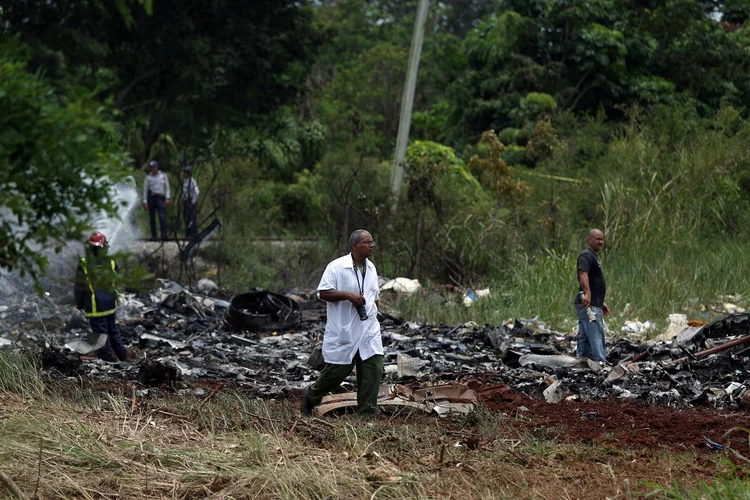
top-left (389, 0), bottom-right (430, 210)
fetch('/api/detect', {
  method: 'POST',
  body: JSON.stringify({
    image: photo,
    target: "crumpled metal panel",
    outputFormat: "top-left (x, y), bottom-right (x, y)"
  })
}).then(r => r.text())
top-left (698, 313), bottom-right (750, 340)
top-left (313, 383), bottom-right (477, 417)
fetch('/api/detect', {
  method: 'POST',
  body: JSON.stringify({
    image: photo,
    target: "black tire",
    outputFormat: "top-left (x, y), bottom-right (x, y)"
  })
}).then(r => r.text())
top-left (224, 290), bottom-right (301, 331)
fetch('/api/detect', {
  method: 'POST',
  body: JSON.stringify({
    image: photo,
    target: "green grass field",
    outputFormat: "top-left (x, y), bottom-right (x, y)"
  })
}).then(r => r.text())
top-left (389, 239), bottom-right (750, 335)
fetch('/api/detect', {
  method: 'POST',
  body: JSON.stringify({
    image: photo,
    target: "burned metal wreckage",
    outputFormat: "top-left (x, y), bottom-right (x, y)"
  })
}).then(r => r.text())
top-left (1, 280), bottom-right (750, 414)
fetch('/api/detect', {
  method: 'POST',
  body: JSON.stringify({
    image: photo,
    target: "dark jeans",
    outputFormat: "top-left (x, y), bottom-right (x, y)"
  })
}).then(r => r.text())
top-left (90, 314), bottom-right (128, 362)
top-left (306, 351), bottom-right (383, 416)
top-left (183, 201), bottom-right (198, 238)
top-left (148, 195), bottom-right (167, 240)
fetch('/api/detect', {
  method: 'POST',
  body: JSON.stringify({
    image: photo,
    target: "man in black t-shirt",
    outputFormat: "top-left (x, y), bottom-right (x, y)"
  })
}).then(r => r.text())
top-left (574, 229), bottom-right (610, 362)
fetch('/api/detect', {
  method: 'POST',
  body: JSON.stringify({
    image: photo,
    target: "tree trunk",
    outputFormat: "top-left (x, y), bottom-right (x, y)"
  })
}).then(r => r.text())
top-left (341, 203), bottom-right (351, 255)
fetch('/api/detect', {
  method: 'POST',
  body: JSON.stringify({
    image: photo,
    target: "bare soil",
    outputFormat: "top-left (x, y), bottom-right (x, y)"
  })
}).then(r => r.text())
top-left (474, 381), bottom-right (750, 455)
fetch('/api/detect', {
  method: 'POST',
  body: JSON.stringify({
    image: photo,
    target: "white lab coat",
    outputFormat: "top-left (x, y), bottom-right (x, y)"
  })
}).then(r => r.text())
top-left (317, 254), bottom-right (382, 364)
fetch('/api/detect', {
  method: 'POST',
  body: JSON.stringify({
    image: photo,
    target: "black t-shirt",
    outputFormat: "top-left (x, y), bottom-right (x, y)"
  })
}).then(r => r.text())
top-left (575, 248), bottom-right (606, 308)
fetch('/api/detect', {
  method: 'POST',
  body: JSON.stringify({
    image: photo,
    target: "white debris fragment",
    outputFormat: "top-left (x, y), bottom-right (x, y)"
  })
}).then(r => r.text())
top-left (652, 313), bottom-right (688, 341)
top-left (543, 381), bottom-right (566, 404)
top-left (141, 333), bottom-right (187, 350)
top-left (196, 278), bottom-right (219, 295)
top-left (519, 354), bottom-right (588, 369)
top-left (396, 353), bottom-right (428, 377)
top-left (380, 278), bottom-right (421, 294)
top-left (387, 332), bottom-right (414, 342)
top-left (725, 382), bottom-right (745, 396)
top-left (724, 303), bottom-right (746, 314)
top-left (65, 333), bottom-right (108, 354)
top-left (432, 402), bottom-right (474, 416)
top-left (621, 320), bottom-right (655, 336)
top-left (611, 385), bottom-right (635, 398)
top-left (463, 289), bottom-right (490, 306)
top-left (118, 295), bottom-right (145, 308)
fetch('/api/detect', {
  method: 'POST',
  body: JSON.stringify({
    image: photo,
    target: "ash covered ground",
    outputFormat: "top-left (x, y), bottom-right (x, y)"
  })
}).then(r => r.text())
top-left (2, 277), bottom-right (750, 454)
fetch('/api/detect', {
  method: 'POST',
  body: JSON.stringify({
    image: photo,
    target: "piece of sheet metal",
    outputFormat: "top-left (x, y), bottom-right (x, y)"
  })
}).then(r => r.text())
top-left (314, 383), bottom-right (477, 417)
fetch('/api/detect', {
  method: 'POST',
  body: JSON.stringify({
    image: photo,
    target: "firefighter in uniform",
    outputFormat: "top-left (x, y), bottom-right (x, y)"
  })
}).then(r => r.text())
top-left (74, 232), bottom-right (129, 362)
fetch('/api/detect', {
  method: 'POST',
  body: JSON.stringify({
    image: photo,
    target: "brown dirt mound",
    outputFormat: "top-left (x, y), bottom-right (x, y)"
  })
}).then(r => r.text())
top-left (476, 382), bottom-right (750, 455)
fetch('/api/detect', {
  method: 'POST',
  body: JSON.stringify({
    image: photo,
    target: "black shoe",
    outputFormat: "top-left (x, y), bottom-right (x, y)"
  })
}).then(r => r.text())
top-left (300, 387), bottom-right (315, 416)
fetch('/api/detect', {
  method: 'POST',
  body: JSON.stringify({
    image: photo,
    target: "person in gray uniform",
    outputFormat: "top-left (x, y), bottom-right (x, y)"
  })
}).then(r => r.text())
top-left (143, 160), bottom-right (171, 240)
top-left (182, 166), bottom-right (200, 238)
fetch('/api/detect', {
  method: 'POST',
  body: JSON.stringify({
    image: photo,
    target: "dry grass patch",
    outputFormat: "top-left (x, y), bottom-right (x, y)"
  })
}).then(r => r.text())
top-left (0, 386), bottom-right (739, 499)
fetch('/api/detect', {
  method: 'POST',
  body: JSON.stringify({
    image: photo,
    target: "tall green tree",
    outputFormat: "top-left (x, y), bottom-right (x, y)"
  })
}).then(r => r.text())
top-left (450, 0), bottom-right (750, 143)
top-left (0, 40), bottom-right (127, 282)
top-left (4, 0), bottom-right (323, 166)
top-left (312, 0), bottom-right (469, 159)
top-left (324, 43), bottom-right (409, 158)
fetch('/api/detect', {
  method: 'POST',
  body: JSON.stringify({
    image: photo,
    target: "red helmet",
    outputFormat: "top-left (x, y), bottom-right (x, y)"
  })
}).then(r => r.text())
top-left (88, 231), bottom-right (109, 248)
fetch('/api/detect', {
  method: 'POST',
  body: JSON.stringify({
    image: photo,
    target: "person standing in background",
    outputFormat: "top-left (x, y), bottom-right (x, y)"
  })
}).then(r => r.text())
top-left (143, 160), bottom-right (171, 240)
top-left (182, 166), bottom-right (200, 238)
top-left (574, 229), bottom-right (610, 362)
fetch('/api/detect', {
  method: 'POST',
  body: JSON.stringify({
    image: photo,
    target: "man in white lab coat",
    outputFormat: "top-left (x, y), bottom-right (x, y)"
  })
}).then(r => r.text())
top-left (301, 229), bottom-right (383, 416)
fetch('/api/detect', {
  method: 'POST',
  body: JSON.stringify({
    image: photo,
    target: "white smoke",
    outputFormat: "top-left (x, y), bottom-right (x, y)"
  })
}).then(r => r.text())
top-left (90, 176), bottom-right (140, 252)
top-left (0, 177), bottom-right (140, 300)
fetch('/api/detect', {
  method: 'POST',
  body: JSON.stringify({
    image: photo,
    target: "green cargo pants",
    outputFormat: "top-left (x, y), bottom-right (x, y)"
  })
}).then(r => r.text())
top-left (306, 351), bottom-right (384, 416)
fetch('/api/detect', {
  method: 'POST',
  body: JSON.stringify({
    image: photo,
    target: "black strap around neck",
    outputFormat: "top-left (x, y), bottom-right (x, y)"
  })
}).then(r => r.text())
top-left (352, 254), bottom-right (365, 294)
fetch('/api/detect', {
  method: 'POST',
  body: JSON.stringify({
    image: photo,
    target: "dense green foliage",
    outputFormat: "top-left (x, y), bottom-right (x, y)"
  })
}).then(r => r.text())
top-left (3, 0), bottom-right (322, 165)
top-left (451, 0), bottom-right (750, 151)
top-left (4, 0), bottom-right (750, 316)
top-left (0, 40), bottom-right (127, 281)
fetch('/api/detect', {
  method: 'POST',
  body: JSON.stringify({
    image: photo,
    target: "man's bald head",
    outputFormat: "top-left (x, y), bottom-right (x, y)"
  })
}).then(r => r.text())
top-left (587, 229), bottom-right (604, 253)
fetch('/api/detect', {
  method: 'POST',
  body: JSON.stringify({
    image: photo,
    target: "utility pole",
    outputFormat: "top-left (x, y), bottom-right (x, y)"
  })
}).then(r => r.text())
top-left (389, 0), bottom-right (430, 210)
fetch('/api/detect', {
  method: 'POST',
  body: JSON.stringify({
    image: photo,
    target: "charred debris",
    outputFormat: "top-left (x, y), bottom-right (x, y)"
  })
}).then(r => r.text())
top-left (1, 279), bottom-right (750, 411)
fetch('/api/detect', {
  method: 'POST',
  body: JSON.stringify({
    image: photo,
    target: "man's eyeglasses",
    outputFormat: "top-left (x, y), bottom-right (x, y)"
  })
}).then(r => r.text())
top-left (358, 240), bottom-right (376, 246)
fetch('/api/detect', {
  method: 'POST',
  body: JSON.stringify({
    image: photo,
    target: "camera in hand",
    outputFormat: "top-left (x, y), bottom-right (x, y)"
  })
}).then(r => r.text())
top-left (355, 299), bottom-right (368, 321)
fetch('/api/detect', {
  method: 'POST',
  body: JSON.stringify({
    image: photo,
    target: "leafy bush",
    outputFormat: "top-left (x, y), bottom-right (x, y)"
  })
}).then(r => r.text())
top-left (497, 127), bottom-right (529, 145)
top-left (277, 170), bottom-right (328, 231)
top-left (0, 39), bottom-right (128, 285)
top-left (502, 144), bottom-right (526, 165)
top-left (386, 140), bottom-right (499, 282)
top-left (630, 76), bottom-right (677, 104)
top-left (522, 93), bottom-right (557, 117)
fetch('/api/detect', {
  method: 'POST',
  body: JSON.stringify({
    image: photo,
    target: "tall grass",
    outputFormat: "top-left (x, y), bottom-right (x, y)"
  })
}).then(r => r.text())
top-left (653, 466), bottom-right (750, 500)
top-left (0, 350), bottom-right (44, 398)
top-left (0, 386), bottom-right (719, 499)
top-left (221, 236), bottom-right (333, 290)
top-left (393, 238), bottom-right (750, 331)
top-left (391, 116), bottom-right (750, 329)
